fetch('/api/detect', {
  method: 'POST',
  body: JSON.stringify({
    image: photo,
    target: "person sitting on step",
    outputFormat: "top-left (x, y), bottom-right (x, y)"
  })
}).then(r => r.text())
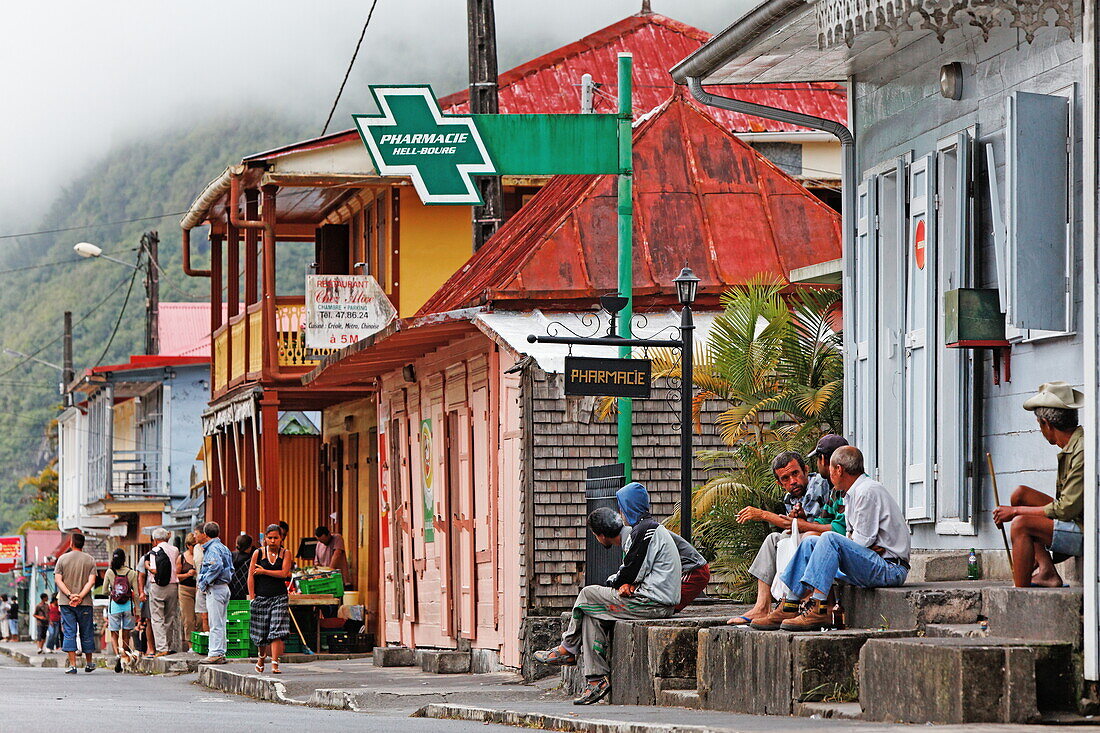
top-left (993, 381), bottom-right (1084, 588)
top-left (753, 445), bottom-right (910, 632)
top-left (532, 505), bottom-right (681, 705)
top-left (613, 481), bottom-right (710, 612)
top-left (728, 438), bottom-right (847, 626)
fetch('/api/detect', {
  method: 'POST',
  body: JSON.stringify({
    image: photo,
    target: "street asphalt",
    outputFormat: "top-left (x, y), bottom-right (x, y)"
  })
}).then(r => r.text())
top-left (0, 653), bottom-right (509, 732)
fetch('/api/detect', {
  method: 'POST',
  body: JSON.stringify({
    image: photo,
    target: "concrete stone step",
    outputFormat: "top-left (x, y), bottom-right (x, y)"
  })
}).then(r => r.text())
top-left (907, 550), bottom-right (980, 582)
top-left (656, 686), bottom-right (704, 709)
top-left (924, 623), bottom-right (990, 639)
top-left (418, 649), bottom-right (471, 674)
top-left (838, 581), bottom-right (988, 630)
top-left (982, 585), bottom-right (1082, 647)
top-left (372, 645), bottom-right (416, 667)
top-left (697, 625), bottom-right (913, 715)
top-left (860, 636), bottom-right (1076, 724)
top-left (794, 701), bottom-right (863, 719)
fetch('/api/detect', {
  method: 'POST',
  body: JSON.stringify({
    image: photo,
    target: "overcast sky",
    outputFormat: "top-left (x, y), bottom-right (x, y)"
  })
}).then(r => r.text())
top-left (0, 1), bottom-right (751, 232)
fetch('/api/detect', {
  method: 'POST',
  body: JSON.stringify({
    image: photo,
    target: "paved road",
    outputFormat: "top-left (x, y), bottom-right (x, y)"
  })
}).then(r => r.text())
top-left (0, 657), bottom-right (507, 732)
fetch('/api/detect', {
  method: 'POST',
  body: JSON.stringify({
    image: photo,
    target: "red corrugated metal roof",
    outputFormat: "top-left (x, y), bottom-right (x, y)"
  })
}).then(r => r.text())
top-left (244, 13), bottom-right (845, 166)
top-left (437, 12), bottom-right (846, 132)
top-left (158, 302), bottom-right (222, 357)
top-left (88, 355), bottom-right (207, 375)
top-left (417, 90), bottom-right (842, 316)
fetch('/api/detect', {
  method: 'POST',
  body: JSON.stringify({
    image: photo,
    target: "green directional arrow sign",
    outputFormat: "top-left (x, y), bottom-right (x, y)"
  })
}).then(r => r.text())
top-left (353, 86), bottom-right (497, 205)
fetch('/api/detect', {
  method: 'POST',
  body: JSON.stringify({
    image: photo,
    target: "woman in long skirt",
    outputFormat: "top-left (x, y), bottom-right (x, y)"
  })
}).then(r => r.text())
top-left (249, 523), bottom-right (293, 674)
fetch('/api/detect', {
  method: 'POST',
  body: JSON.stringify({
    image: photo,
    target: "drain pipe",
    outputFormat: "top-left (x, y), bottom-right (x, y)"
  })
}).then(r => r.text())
top-left (685, 77), bottom-right (857, 440)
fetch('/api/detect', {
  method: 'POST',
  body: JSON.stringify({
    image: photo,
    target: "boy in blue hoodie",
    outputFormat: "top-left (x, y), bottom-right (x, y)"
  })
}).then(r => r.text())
top-left (533, 489), bottom-right (682, 705)
top-left (613, 482), bottom-right (710, 611)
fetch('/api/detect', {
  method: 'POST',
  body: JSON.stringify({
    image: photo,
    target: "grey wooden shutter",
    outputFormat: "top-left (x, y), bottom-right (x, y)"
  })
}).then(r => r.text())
top-left (1006, 91), bottom-right (1069, 331)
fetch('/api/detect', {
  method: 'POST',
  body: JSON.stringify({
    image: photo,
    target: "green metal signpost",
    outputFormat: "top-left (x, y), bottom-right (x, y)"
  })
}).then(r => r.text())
top-left (353, 54), bottom-right (637, 479)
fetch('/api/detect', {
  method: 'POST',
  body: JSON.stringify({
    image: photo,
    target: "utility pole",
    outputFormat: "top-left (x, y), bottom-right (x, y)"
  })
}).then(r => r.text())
top-left (142, 231), bottom-right (160, 355)
top-left (467, 0), bottom-right (502, 251)
top-left (62, 311), bottom-right (73, 405)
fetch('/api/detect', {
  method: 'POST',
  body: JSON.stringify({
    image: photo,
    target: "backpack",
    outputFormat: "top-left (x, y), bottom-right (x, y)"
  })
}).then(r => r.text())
top-left (152, 548), bottom-right (172, 587)
top-left (110, 570), bottom-right (133, 604)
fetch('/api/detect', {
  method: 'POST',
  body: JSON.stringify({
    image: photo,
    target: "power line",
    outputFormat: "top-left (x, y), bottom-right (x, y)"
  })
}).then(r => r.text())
top-left (94, 251), bottom-right (143, 367)
top-left (0, 211), bottom-right (190, 241)
top-left (0, 248), bottom-right (138, 277)
top-left (0, 270), bottom-right (137, 381)
top-left (321, 0), bottom-right (381, 135)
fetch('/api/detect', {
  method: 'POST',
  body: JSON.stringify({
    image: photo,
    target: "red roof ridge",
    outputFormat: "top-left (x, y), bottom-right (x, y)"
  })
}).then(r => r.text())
top-left (437, 13), bottom-right (710, 111)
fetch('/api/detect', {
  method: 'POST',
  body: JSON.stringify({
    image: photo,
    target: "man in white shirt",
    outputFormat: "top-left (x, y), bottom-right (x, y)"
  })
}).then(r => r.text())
top-left (752, 446), bottom-right (910, 632)
top-left (144, 528), bottom-right (181, 654)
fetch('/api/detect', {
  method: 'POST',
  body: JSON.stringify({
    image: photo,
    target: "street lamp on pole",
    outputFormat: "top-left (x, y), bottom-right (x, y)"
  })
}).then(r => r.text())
top-left (673, 266), bottom-right (701, 543)
top-left (75, 233), bottom-right (160, 355)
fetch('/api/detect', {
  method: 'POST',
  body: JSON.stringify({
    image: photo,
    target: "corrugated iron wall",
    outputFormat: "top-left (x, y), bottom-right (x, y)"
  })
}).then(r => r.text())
top-left (278, 434), bottom-right (321, 558)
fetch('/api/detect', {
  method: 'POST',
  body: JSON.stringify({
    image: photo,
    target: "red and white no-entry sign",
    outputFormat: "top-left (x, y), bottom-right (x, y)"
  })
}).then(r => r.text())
top-left (914, 218), bottom-right (927, 270)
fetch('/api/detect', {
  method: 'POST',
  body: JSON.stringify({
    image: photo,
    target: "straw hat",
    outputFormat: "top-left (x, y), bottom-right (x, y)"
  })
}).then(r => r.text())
top-left (1022, 381), bottom-right (1084, 411)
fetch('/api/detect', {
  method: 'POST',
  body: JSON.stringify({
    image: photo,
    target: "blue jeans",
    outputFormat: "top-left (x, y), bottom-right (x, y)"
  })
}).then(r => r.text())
top-left (780, 533), bottom-right (907, 600)
top-left (60, 605), bottom-right (96, 653)
top-left (46, 621), bottom-right (60, 650)
top-left (205, 583), bottom-right (230, 657)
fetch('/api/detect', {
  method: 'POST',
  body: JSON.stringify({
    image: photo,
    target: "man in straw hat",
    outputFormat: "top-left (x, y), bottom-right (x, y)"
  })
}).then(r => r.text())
top-left (993, 381), bottom-right (1084, 588)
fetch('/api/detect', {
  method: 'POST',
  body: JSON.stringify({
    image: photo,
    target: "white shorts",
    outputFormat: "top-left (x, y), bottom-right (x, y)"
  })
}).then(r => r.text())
top-left (195, 587), bottom-right (207, 614)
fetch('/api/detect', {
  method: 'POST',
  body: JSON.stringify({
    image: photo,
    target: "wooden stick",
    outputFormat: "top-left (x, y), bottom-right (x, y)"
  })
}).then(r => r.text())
top-left (986, 452), bottom-right (1013, 562)
top-left (288, 605), bottom-right (315, 655)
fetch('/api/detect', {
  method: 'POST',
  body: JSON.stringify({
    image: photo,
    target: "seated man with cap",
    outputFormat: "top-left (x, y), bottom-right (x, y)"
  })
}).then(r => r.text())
top-left (728, 435), bottom-right (848, 626)
top-left (993, 381), bottom-right (1084, 588)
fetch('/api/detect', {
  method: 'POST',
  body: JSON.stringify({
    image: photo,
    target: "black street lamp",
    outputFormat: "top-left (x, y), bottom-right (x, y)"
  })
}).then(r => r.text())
top-left (526, 265), bottom-right (702, 542)
top-left (674, 267), bottom-right (700, 542)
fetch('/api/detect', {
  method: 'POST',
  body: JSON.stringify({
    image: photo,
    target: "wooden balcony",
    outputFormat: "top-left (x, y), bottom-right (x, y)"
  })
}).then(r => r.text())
top-left (211, 297), bottom-right (334, 395)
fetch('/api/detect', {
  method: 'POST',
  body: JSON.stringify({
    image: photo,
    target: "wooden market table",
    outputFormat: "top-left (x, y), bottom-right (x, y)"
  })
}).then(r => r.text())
top-left (289, 594), bottom-right (341, 653)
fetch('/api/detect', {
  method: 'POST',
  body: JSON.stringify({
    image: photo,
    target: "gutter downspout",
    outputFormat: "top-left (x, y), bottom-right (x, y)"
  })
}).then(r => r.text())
top-left (1082, 0), bottom-right (1098, 685)
top-left (685, 77), bottom-right (857, 440)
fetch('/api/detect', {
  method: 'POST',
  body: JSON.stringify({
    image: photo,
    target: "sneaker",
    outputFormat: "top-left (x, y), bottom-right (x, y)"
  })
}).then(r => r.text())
top-left (198, 656), bottom-right (227, 665)
top-left (749, 600), bottom-right (802, 631)
top-left (65, 666), bottom-right (77, 675)
top-left (532, 645), bottom-right (577, 666)
top-left (84, 663), bottom-right (96, 673)
top-left (573, 676), bottom-right (611, 705)
top-left (114, 657), bottom-right (123, 673)
top-left (780, 599), bottom-right (834, 632)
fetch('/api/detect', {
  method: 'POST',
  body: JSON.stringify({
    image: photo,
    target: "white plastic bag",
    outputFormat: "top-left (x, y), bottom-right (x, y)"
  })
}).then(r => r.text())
top-left (770, 520), bottom-right (801, 601)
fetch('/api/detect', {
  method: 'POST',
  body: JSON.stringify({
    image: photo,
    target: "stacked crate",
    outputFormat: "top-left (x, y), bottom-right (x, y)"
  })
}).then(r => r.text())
top-left (190, 600), bottom-right (257, 658)
top-left (296, 572), bottom-right (343, 597)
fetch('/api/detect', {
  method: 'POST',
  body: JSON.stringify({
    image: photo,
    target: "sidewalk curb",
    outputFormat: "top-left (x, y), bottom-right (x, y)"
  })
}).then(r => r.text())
top-left (414, 703), bottom-right (727, 733)
top-left (197, 665), bottom-right (301, 706)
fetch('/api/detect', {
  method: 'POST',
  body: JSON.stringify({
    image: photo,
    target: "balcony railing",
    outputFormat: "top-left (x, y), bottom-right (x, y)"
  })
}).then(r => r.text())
top-left (210, 297), bottom-right (335, 393)
top-left (109, 450), bottom-right (168, 499)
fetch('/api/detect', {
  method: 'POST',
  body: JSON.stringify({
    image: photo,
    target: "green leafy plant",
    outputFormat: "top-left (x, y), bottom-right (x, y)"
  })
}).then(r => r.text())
top-left (655, 277), bottom-right (843, 598)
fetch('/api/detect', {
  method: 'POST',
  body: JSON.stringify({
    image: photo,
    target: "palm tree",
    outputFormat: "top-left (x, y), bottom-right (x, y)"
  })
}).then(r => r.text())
top-left (600, 277), bottom-right (843, 596)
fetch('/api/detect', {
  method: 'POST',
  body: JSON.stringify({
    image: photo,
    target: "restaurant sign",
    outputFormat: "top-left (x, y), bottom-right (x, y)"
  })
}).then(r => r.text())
top-left (564, 356), bottom-right (651, 398)
top-left (305, 275), bottom-right (397, 349)
top-left (0, 535), bottom-right (21, 573)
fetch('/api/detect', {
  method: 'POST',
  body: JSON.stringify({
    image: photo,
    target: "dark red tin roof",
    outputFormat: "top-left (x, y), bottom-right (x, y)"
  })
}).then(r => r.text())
top-left (418, 89), bottom-right (842, 315)
top-left (437, 12), bottom-right (846, 133)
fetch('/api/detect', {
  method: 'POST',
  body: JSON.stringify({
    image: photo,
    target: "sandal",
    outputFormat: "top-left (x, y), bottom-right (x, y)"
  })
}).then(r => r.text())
top-left (271, 660), bottom-right (281, 675)
top-left (727, 615), bottom-right (754, 626)
top-left (573, 676), bottom-right (611, 705)
top-left (533, 645), bottom-right (577, 666)
top-left (255, 656), bottom-right (266, 674)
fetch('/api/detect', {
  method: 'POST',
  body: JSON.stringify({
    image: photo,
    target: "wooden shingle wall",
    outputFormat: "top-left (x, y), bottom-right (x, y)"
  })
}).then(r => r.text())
top-left (522, 365), bottom-right (727, 614)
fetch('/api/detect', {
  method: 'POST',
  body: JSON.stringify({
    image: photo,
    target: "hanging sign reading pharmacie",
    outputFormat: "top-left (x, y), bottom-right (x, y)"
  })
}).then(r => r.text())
top-left (352, 85), bottom-right (620, 205)
top-left (305, 274), bottom-right (397, 349)
top-left (564, 356), bottom-right (651, 399)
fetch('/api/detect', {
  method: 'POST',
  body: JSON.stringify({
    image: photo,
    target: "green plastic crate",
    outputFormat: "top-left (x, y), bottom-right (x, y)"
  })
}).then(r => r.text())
top-left (191, 631), bottom-right (209, 654)
top-left (228, 599), bottom-right (251, 612)
top-left (297, 573), bottom-right (343, 597)
top-left (226, 619), bottom-right (250, 639)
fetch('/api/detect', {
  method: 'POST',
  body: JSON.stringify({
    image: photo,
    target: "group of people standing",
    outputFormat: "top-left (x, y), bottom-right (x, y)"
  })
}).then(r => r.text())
top-left (51, 520), bottom-right (299, 674)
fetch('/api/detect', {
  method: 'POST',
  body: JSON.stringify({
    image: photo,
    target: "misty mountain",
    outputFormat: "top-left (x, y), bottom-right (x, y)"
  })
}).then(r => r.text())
top-left (0, 113), bottom-right (313, 533)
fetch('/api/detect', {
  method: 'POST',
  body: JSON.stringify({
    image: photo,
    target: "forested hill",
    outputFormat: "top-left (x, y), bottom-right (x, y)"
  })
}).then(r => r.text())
top-left (0, 113), bottom-right (312, 533)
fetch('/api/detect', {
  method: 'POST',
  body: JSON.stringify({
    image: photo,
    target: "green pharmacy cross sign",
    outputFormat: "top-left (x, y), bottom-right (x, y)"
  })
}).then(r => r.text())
top-left (353, 85), bottom-right (621, 205)
top-left (353, 87), bottom-right (496, 205)
top-left (355, 55), bottom-right (640, 486)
